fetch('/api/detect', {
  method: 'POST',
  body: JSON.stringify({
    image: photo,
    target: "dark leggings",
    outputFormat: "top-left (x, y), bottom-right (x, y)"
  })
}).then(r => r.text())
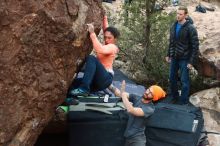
top-left (73, 55), bottom-right (113, 92)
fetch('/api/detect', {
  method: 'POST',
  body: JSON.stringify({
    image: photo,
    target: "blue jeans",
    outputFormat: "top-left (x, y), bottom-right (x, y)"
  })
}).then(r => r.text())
top-left (77, 55), bottom-right (113, 92)
top-left (169, 58), bottom-right (190, 104)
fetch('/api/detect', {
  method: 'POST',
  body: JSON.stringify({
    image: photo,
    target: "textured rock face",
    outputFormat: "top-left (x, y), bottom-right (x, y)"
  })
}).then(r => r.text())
top-left (189, 2), bottom-right (220, 81)
top-left (190, 88), bottom-right (220, 146)
top-left (0, 0), bottom-right (104, 145)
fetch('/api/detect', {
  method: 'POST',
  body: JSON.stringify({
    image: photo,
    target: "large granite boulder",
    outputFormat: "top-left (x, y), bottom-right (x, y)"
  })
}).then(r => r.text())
top-left (189, 2), bottom-right (220, 81)
top-left (190, 87), bottom-right (220, 146)
top-left (0, 0), bottom-right (104, 145)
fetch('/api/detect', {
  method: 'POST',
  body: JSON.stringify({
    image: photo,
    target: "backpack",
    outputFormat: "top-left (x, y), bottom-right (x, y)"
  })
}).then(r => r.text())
top-left (195, 5), bottom-right (206, 13)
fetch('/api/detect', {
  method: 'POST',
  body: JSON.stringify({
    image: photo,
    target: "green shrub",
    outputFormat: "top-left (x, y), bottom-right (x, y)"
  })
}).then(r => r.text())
top-left (116, 0), bottom-right (175, 89)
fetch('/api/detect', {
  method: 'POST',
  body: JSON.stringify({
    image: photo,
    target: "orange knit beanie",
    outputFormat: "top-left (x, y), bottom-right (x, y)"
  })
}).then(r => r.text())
top-left (150, 85), bottom-right (166, 101)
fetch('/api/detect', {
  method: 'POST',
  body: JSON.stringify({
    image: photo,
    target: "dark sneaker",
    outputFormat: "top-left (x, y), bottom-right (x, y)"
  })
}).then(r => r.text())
top-left (177, 102), bottom-right (193, 106)
top-left (70, 88), bottom-right (89, 97)
top-left (183, 102), bottom-right (194, 106)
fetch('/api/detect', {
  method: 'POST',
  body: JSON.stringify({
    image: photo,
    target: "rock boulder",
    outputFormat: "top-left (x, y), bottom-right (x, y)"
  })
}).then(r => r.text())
top-left (189, 2), bottom-right (220, 81)
top-left (0, 0), bottom-right (104, 145)
top-left (190, 87), bottom-right (220, 146)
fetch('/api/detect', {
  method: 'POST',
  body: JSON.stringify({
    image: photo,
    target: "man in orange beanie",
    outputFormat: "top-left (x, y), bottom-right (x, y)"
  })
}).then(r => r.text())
top-left (150, 85), bottom-right (166, 102)
top-left (109, 80), bottom-right (166, 146)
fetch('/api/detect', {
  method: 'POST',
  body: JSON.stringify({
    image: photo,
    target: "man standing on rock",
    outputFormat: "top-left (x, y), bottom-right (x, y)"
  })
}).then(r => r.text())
top-left (165, 6), bottom-right (199, 105)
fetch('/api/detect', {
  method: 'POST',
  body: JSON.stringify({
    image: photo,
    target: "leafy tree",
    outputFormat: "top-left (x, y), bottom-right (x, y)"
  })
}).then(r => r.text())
top-left (117, 0), bottom-right (175, 88)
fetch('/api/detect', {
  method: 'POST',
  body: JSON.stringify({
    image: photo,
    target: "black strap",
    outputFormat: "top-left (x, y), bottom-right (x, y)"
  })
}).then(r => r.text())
top-left (202, 131), bottom-right (220, 135)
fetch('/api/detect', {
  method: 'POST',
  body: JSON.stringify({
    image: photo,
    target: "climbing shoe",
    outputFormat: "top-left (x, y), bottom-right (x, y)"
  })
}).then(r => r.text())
top-left (70, 88), bottom-right (89, 97)
top-left (65, 98), bottom-right (79, 105)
